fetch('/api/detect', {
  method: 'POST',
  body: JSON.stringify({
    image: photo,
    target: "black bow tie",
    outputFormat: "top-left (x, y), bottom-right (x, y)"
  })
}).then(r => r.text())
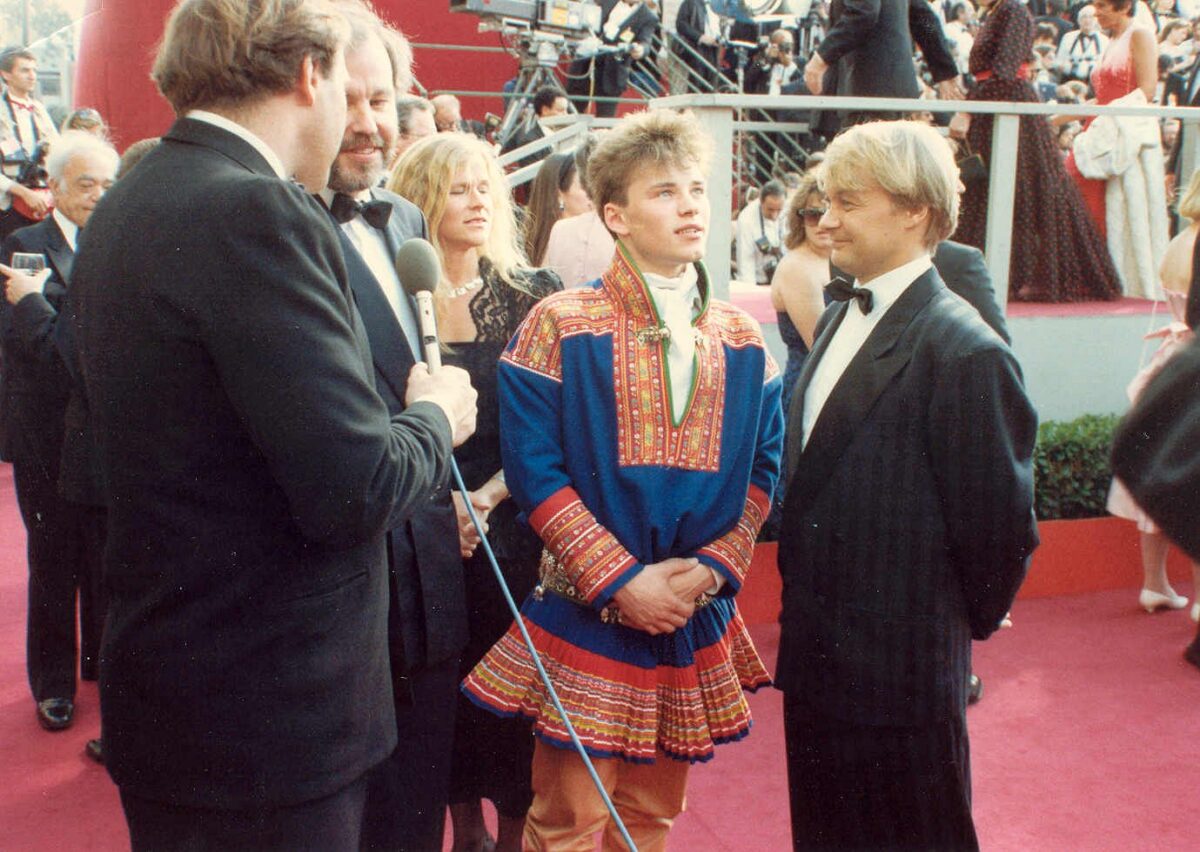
top-left (330, 193), bottom-right (392, 229)
top-left (825, 277), bottom-right (873, 314)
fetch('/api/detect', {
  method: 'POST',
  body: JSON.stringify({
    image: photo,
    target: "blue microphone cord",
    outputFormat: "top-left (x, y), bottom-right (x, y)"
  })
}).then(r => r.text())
top-left (449, 458), bottom-right (638, 852)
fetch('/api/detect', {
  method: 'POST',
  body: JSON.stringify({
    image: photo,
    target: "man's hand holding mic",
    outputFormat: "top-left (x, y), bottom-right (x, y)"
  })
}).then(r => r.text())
top-left (405, 362), bottom-right (477, 447)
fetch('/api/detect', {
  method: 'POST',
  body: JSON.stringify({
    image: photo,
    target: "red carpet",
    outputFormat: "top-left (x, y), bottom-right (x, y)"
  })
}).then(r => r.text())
top-left (2, 460), bottom-right (1198, 850)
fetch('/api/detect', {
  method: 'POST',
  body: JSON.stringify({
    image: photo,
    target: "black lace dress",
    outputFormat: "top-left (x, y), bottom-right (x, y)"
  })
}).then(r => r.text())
top-left (446, 260), bottom-right (561, 818)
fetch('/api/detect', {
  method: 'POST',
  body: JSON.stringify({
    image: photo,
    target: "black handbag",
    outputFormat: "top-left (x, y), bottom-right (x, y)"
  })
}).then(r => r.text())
top-left (956, 140), bottom-right (988, 185)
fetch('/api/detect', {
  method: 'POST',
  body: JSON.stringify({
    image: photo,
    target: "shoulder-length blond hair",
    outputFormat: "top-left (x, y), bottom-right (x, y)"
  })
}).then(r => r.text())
top-left (387, 132), bottom-right (529, 289)
top-left (1178, 166), bottom-right (1200, 222)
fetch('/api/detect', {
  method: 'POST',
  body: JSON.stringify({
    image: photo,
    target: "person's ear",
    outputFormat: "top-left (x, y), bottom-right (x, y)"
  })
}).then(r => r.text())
top-left (295, 54), bottom-right (321, 107)
top-left (604, 201), bottom-right (631, 237)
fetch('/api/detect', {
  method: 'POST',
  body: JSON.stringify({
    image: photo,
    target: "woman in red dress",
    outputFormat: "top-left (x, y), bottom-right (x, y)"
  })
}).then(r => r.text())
top-left (954, 0), bottom-right (1122, 301)
top-left (1065, 0), bottom-right (1158, 232)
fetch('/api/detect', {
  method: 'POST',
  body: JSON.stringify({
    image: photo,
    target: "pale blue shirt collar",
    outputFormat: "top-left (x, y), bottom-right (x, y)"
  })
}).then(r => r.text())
top-left (187, 110), bottom-right (289, 181)
top-left (854, 253), bottom-right (933, 316)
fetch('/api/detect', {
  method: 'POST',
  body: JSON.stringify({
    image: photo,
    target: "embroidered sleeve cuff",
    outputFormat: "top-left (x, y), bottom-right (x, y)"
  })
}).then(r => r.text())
top-left (528, 486), bottom-right (641, 608)
top-left (695, 485), bottom-right (770, 594)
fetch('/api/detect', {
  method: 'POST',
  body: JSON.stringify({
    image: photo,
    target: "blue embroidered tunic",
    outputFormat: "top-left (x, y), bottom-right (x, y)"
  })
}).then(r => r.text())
top-left (463, 247), bottom-right (783, 763)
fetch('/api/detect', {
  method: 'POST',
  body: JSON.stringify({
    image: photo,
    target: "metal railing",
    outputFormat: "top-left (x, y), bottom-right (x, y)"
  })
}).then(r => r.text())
top-left (650, 92), bottom-right (1200, 303)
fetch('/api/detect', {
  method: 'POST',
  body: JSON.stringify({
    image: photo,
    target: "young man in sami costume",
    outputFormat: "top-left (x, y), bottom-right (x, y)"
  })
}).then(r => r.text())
top-left (463, 109), bottom-right (783, 851)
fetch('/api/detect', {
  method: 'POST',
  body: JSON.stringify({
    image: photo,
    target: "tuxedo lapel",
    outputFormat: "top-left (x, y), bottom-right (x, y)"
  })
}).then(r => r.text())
top-left (784, 269), bottom-right (944, 516)
top-left (335, 226), bottom-right (415, 403)
top-left (45, 221), bottom-right (73, 286)
top-left (784, 301), bottom-right (847, 486)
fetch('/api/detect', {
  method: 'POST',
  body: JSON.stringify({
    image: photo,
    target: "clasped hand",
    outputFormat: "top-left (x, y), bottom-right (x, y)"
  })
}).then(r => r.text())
top-left (612, 557), bottom-right (715, 635)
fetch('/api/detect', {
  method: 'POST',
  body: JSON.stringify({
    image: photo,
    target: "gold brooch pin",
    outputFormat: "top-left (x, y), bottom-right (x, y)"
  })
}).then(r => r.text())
top-left (635, 325), bottom-right (671, 344)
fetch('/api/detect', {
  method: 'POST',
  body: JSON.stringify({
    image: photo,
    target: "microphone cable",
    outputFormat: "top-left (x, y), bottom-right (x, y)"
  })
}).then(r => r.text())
top-left (448, 458), bottom-right (638, 852)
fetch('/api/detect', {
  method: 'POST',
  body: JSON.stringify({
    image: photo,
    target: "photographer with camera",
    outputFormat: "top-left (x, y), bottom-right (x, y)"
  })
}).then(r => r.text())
top-left (745, 28), bottom-right (802, 95)
top-left (1055, 5), bottom-right (1108, 85)
top-left (567, 0), bottom-right (658, 117)
top-left (735, 180), bottom-right (786, 286)
top-left (0, 48), bottom-right (58, 240)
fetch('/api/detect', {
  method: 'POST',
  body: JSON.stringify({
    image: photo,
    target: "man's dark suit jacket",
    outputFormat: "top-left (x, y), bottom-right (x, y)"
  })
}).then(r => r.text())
top-left (933, 239), bottom-right (1012, 344)
top-left (674, 0), bottom-right (719, 82)
top-left (0, 216), bottom-right (73, 466)
top-left (1113, 336), bottom-right (1200, 562)
top-left (592, 0), bottom-right (659, 97)
top-left (777, 267), bottom-right (1038, 727)
top-left (336, 188), bottom-right (467, 680)
top-left (71, 117), bottom-right (455, 810)
top-left (819, 0), bottom-right (959, 100)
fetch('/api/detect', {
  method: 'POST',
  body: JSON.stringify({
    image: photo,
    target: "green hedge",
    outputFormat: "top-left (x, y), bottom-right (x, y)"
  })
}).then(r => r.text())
top-left (1033, 413), bottom-right (1121, 521)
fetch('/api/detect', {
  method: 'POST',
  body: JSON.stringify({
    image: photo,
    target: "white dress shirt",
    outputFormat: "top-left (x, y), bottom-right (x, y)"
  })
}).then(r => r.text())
top-left (801, 254), bottom-right (932, 449)
top-left (187, 110), bottom-right (288, 180)
top-left (318, 187), bottom-right (420, 353)
top-left (52, 208), bottom-right (78, 252)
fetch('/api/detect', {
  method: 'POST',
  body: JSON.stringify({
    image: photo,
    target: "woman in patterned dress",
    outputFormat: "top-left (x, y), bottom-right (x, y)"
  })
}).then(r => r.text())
top-left (953, 0), bottom-right (1123, 302)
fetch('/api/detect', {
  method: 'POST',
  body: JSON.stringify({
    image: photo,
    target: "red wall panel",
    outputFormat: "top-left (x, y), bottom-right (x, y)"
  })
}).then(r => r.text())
top-left (74, 0), bottom-right (519, 150)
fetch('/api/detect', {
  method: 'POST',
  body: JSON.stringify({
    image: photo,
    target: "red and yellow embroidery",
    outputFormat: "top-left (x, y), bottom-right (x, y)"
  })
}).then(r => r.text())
top-left (697, 485), bottom-right (771, 589)
top-left (529, 487), bottom-right (637, 604)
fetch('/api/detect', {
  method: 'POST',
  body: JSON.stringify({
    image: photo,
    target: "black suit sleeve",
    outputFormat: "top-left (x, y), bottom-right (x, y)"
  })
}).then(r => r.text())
top-left (197, 181), bottom-right (453, 548)
top-left (910, 0), bottom-right (959, 83)
top-left (817, 0), bottom-right (881, 65)
top-left (1112, 338), bottom-right (1200, 562)
top-left (936, 243), bottom-right (1012, 344)
top-left (632, 10), bottom-right (657, 54)
top-left (929, 343), bottom-right (1038, 640)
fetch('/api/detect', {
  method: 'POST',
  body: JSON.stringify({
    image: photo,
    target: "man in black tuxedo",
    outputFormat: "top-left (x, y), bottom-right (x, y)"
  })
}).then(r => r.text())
top-left (0, 131), bottom-right (117, 733)
top-left (319, 10), bottom-right (468, 851)
top-left (804, 0), bottom-right (962, 127)
top-left (67, 1), bottom-right (477, 848)
top-left (567, 0), bottom-right (658, 117)
top-left (777, 121), bottom-right (1037, 850)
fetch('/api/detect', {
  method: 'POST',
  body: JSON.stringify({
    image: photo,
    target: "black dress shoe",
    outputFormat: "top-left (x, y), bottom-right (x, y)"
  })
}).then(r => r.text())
top-left (36, 698), bottom-right (74, 731)
top-left (1184, 639), bottom-right (1200, 671)
top-left (85, 738), bottom-right (104, 764)
top-left (967, 674), bottom-right (984, 705)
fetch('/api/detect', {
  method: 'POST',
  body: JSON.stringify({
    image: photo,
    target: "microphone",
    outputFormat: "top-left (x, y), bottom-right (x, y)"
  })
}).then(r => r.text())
top-left (395, 237), bottom-right (443, 372)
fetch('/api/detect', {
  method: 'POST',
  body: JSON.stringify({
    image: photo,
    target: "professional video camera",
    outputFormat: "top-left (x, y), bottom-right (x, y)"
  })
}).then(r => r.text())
top-left (449, 0), bottom-right (600, 35)
top-left (450, 1), bottom-right (604, 148)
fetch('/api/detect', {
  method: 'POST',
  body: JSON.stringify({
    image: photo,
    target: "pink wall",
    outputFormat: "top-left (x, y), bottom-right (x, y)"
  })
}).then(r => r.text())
top-left (73, 0), bottom-right (519, 150)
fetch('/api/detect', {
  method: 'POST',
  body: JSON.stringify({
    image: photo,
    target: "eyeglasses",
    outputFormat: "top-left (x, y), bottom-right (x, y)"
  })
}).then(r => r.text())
top-left (799, 207), bottom-right (828, 224)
